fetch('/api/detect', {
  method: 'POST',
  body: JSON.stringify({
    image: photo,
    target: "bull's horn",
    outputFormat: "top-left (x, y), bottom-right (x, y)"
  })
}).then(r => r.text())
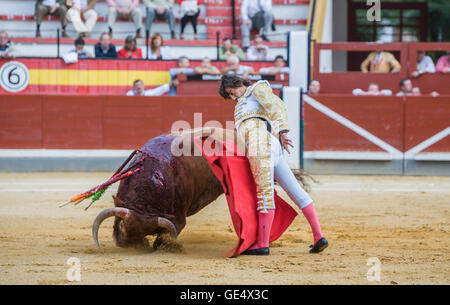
top-left (157, 217), bottom-right (177, 238)
top-left (92, 207), bottom-right (131, 248)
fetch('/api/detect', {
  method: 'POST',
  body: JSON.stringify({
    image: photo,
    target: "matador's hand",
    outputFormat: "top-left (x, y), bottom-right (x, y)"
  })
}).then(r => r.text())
top-left (280, 133), bottom-right (293, 154)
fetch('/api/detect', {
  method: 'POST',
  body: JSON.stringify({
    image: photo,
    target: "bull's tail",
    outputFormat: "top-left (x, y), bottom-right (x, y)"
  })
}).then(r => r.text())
top-left (59, 149), bottom-right (145, 210)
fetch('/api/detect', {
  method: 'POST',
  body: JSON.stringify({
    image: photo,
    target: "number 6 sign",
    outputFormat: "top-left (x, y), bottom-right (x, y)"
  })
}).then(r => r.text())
top-left (0, 61), bottom-right (30, 93)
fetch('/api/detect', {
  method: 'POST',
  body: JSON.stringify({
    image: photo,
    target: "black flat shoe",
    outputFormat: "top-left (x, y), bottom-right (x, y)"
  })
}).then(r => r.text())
top-left (309, 237), bottom-right (328, 253)
top-left (241, 247), bottom-right (270, 255)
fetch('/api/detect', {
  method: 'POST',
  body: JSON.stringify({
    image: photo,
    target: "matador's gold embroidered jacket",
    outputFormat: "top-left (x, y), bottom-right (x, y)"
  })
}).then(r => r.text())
top-left (233, 80), bottom-right (290, 212)
top-left (234, 80), bottom-right (290, 137)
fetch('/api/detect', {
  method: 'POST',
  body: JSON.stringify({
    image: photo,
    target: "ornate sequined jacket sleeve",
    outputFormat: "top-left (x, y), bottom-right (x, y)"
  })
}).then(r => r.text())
top-left (252, 82), bottom-right (290, 135)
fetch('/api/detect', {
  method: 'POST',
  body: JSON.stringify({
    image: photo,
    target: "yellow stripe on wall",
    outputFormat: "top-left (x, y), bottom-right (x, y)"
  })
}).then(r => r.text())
top-left (28, 69), bottom-right (171, 86)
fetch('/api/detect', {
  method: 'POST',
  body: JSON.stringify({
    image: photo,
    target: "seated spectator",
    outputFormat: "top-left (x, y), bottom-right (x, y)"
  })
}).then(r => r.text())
top-left (118, 35), bottom-right (142, 59)
top-left (218, 38), bottom-right (245, 61)
top-left (169, 56), bottom-right (195, 95)
top-left (144, 0), bottom-right (176, 40)
top-left (0, 31), bottom-right (18, 59)
top-left (66, 0), bottom-right (98, 38)
top-left (194, 57), bottom-right (220, 75)
top-left (411, 51), bottom-right (435, 77)
top-left (95, 32), bottom-right (117, 58)
top-left (62, 37), bottom-right (93, 63)
top-left (35, 0), bottom-right (68, 38)
top-left (361, 50), bottom-right (401, 73)
top-left (436, 51), bottom-right (450, 73)
top-left (240, 0), bottom-right (274, 50)
top-left (411, 86), bottom-right (421, 96)
top-left (178, 0), bottom-right (201, 40)
top-left (307, 79), bottom-right (320, 95)
top-left (246, 34), bottom-right (270, 61)
top-left (107, 0), bottom-right (143, 38)
top-left (126, 79), bottom-right (171, 96)
top-left (396, 78), bottom-right (413, 96)
top-left (221, 55), bottom-right (254, 79)
top-left (411, 86), bottom-right (439, 97)
top-left (259, 55), bottom-right (289, 75)
top-left (352, 83), bottom-right (392, 96)
top-left (147, 33), bottom-right (172, 60)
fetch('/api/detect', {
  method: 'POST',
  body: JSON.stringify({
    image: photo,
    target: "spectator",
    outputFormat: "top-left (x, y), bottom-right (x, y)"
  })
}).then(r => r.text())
top-left (168, 56), bottom-right (195, 95)
top-left (396, 78), bottom-right (413, 96)
top-left (259, 55), bottom-right (289, 75)
top-left (307, 79), bottom-right (320, 95)
top-left (411, 51), bottom-right (435, 77)
top-left (144, 0), bottom-right (176, 40)
top-left (107, 0), bottom-right (143, 38)
top-left (147, 32), bottom-right (172, 60)
top-left (221, 54), bottom-right (254, 79)
top-left (246, 34), bottom-right (270, 61)
top-left (352, 83), bottom-right (392, 96)
top-left (126, 79), bottom-right (171, 96)
top-left (241, 0), bottom-right (274, 50)
top-left (66, 0), bottom-right (98, 38)
top-left (436, 51), bottom-right (450, 73)
top-left (411, 86), bottom-right (439, 97)
top-left (361, 50), bottom-right (401, 73)
top-left (62, 37), bottom-right (93, 63)
top-left (194, 57), bottom-right (220, 75)
top-left (411, 86), bottom-right (421, 96)
top-left (218, 38), bottom-right (245, 61)
top-left (35, 0), bottom-right (68, 38)
top-left (118, 35), bottom-right (142, 59)
top-left (0, 31), bottom-right (19, 59)
top-left (178, 0), bottom-right (200, 40)
top-left (94, 32), bottom-right (117, 58)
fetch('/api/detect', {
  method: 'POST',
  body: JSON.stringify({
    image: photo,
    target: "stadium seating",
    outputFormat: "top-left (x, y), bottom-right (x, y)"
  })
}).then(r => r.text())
top-left (0, 0), bottom-right (309, 59)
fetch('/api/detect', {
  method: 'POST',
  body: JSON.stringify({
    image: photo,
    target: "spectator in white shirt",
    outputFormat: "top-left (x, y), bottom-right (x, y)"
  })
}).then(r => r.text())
top-left (66, 0), bottom-right (98, 38)
top-left (246, 34), bottom-right (270, 61)
top-left (126, 79), bottom-right (171, 96)
top-left (241, 0), bottom-right (274, 50)
top-left (259, 55), bottom-right (289, 75)
top-left (411, 50), bottom-right (436, 78)
top-left (221, 54), bottom-right (254, 79)
top-left (147, 32), bottom-right (172, 60)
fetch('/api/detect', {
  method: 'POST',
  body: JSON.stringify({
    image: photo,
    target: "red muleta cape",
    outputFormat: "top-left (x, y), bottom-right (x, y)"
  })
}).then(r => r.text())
top-left (194, 137), bottom-right (298, 257)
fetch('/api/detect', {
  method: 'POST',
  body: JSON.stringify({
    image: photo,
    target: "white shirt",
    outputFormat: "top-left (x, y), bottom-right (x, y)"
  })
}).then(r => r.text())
top-left (246, 45), bottom-right (270, 61)
top-left (42, 0), bottom-right (58, 7)
top-left (72, 0), bottom-right (88, 9)
top-left (241, 0), bottom-right (272, 20)
top-left (417, 55), bottom-right (436, 74)
top-left (126, 83), bottom-right (170, 96)
top-left (259, 66), bottom-right (289, 74)
top-left (147, 46), bottom-right (172, 60)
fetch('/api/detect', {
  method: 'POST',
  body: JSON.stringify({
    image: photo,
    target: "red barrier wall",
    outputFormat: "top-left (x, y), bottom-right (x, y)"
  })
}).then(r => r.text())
top-left (1, 95), bottom-right (449, 154)
top-left (0, 95), bottom-right (235, 149)
top-left (304, 95), bottom-right (450, 153)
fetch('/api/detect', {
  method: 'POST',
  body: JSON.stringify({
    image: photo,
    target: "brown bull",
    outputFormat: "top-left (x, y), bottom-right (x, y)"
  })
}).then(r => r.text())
top-left (92, 128), bottom-right (242, 249)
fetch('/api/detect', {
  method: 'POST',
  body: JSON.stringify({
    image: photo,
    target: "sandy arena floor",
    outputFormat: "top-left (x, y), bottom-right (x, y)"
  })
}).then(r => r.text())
top-left (0, 172), bottom-right (449, 285)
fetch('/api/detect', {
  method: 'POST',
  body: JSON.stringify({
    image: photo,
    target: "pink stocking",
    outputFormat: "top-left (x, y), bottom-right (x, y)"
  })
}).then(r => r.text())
top-left (301, 203), bottom-right (323, 244)
top-left (250, 209), bottom-right (275, 249)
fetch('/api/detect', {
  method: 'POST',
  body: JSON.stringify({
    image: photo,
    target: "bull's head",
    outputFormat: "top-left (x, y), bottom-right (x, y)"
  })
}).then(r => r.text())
top-left (92, 196), bottom-right (177, 248)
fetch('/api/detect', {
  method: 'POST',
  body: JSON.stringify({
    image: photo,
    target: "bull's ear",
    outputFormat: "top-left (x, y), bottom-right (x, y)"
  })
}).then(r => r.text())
top-left (112, 195), bottom-right (125, 207)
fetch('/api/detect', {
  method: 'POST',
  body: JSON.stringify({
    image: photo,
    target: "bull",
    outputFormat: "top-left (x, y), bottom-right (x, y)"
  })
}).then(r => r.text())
top-left (92, 128), bottom-right (239, 249)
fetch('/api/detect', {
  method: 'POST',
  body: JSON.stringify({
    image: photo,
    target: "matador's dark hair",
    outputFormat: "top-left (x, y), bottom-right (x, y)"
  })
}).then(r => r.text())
top-left (219, 74), bottom-right (250, 99)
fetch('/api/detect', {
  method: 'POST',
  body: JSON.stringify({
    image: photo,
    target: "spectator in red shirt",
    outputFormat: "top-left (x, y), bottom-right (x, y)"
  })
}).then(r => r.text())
top-left (117, 35), bottom-right (142, 59)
